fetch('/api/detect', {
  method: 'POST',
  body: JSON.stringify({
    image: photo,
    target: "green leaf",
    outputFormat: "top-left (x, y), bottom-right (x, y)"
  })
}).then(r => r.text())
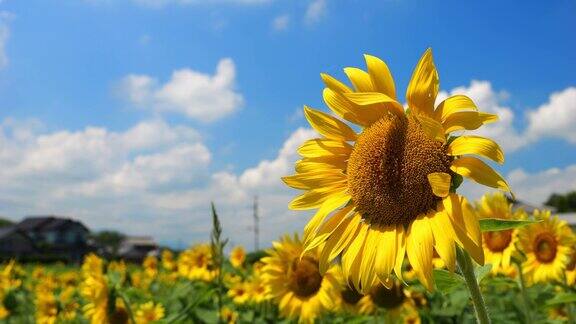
top-left (479, 218), bottom-right (540, 232)
top-left (433, 269), bottom-right (464, 294)
top-left (474, 264), bottom-right (492, 283)
top-left (546, 292), bottom-right (576, 306)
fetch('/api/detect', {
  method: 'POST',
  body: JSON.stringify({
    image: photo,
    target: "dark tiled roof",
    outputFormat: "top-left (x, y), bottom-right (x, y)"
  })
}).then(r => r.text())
top-left (16, 216), bottom-right (89, 232)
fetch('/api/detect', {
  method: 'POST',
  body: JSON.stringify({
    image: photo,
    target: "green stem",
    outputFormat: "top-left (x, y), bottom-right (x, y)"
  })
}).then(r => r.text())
top-left (514, 261), bottom-right (532, 324)
top-left (456, 248), bottom-right (491, 324)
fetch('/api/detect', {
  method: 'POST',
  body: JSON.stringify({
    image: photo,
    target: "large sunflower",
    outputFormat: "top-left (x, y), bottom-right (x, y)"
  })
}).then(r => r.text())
top-left (476, 192), bottom-right (525, 274)
top-left (261, 234), bottom-right (339, 323)
top-left (518, 210), bottom-right (575, 284)
top-left (283, 48), bottom-right (511, 291)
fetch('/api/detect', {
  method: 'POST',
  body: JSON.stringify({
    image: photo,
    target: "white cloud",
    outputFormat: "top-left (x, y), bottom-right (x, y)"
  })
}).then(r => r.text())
top-left (272, 14), bottom-right (290, 31)
top-left (526, 87), bottom-right (576, 143)
top-left (304, 0), bottom-right (327, 24)
top-left (0, 11), bottom-right (14, 69)
top-left (436, 80), bottom-right (527, 152)
top-left (506, 165), bottom-right (576, 206)
top-left (118, 58), bottom-right (243, 122)
top-left (437, 81), bottom-right (576, 152)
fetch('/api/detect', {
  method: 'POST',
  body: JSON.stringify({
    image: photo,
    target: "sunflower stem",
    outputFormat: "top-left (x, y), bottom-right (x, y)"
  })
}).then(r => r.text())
top-left (456, 247), bottom-right (491, 324)
top-left (514, 261), bottom-right (533, 324)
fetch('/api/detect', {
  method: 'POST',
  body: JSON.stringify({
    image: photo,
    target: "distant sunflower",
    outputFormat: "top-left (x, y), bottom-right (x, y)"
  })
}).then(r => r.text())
top-left (230, 246), bottom-right (246, 269)
top-left (221, 307), bottom-right (238, 324)
top-left (283, 49), bottom-right (510, 290)
top-left (476, 192), bottom-right (525, 274)
top-left (177, 244), bottom-right (217, 282)
top-left (227, 281), bottom-right (251, 305)
top-left (135, 301), bottom-right (165, 324)
top-left (518, 210), bottom-right (575, 284)
top-left (80, 274), bottom-right (108, 324)
top-left (357, 280), bottom-right (422, 323)
top-left (334, 267), bottom-right (372, 315)
top-left (261, 234), bottom-right (339, 323)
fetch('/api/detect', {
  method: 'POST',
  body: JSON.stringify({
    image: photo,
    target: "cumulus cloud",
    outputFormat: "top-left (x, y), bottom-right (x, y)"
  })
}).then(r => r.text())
top-left (438, 81), bottom-right (576, 152)
top-left (118, 59), bottom-right (243, 122)
top-left (525, 87), bottom-right (576, 143)
top-left (506, 165), bottom-right (576, 206)
top-left (304, 0), bottom-right (327, 25)
top-left (272, 14), bottom-right (290, 31)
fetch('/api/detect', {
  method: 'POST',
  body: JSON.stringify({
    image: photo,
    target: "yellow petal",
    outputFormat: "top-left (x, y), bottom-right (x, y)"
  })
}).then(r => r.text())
top-left (302, 205), bottom-right (353, 254)
top-left (359, 227), bottom-right (379, 292)
top-left (443, 111), bottom-right (498, 134)
top-left (302, 193), bottom-right (351, 241)
top-left (406, 48), bottom-right (439, 117)
top-left (323, 88), bottom-right (372, 127)
top-left (442, 194), bottom-right (484, 264)
top-left (282, 170), bottom-right (346, 190)
top-left (319, 213), bottom-right (361, 274)
top-left (344, 67), bottom-right (373, 92)
top-left (295, 156), bottom-right (347, 173)
top-left (429, 211), bottom-right (456, 271)
top-left (364, 54), bottom-right (396, 99)
top-left (450, 157), bottom-right (511, 193)
top-left (343, 92), bottom-right (404, 118)
top-left (427, 172), bottom-right (451, 198)
top-left (342, 222), bottom-right (368, 289)
top-left (298, 138), bottom-right (353, 158)
top-left (288, 185), bottom-right (348, 210)
top-left (434, 95), bottom-right (477, 122)
top-left (320, 73), bottom-right (351, 93)
top-left (447, 135), bottom-right (504, 164)
top-left (406, 215), bottom-right (435, 291)
top-left (394, 225), bottom-right (406, 281)
top-left (303, 106), bottom-right (357, 141)
top-left (373, 226), bottom-right (397, 284)
top-left (415, 114), bottom-right (446, 143)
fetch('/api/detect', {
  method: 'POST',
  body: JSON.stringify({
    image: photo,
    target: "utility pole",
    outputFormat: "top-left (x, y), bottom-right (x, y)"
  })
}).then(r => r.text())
top-left (253, 195), bottom-right (259, 251)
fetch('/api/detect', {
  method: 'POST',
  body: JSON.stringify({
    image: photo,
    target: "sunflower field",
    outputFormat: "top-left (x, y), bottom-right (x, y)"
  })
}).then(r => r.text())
top-left (1, 50), bottom-right (576, 324)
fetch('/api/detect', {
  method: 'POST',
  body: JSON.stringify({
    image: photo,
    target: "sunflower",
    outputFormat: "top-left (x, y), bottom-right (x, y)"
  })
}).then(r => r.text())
top-left (221, 306), bottom-right (239, 324)
top-left (80, 274), bottom-right (109, 324)
top-left (143, 256), bottom-right (159, 279)
top-left (283, 49), bottom-right (510, 291)
top-left (178, 244), bottom-right (218, 282)
top-left (230, 246), bottom-right (246, 269)
top-left (261, 234), bottom-right (339, 323)
top-left (135, 301), bottom-right (165, 324)
top-left (518, 210), bottom-right (575, 284)
top-left (161, 250), bottom-right (176, 272)
top-left (476, 192), bottom-right (525, 274)
top-left (227, 281), bottom-right (251, 305)
top-left (334, 267), bottom-right (372, 315)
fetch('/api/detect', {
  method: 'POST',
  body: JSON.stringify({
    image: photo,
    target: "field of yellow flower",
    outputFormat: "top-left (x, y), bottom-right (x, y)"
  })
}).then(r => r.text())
top-left (0, 193), bottom-right (575, 323)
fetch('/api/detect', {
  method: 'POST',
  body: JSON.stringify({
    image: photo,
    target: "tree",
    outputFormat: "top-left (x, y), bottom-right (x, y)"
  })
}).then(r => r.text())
top-left (91, 230), bottom-right (126, 257)
top-left (0, 218), bottom-right (14, 228)
top-left (545, 191), bottom-right (576, 213)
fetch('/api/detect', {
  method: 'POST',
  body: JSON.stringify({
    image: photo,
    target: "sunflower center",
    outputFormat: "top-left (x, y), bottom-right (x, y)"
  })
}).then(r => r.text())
top-left (369, 282), bottom-right (405, 309)
top-left (341, 286), bottom-right (363, 305)
top-left (484, 230), bottom-right (513, 252)
top-left (347, 115), bottom-right (452, 226)
top-left (288, 256), bottom-right (323, 298)
top-left (533, 232), bottom-right (558, 263)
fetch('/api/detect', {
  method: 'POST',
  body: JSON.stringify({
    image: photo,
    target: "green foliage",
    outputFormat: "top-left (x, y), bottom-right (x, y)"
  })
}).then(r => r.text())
top-left (0, 217), bottom-right (14, 228)
top-left (545, 191), bottom-right (576, 212)
top-left (479, 218), bottom-right (540, 232)
top-left (90, 230), bottom-right (126, 257)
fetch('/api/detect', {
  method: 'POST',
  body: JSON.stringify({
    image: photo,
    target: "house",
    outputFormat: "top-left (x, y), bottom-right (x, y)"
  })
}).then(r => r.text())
top-left (15, 216), bottom-right (91, 262)
top-left (0, 226), bottom-right (37, 260)
top-left (118, 236), bottom-right (159, 263)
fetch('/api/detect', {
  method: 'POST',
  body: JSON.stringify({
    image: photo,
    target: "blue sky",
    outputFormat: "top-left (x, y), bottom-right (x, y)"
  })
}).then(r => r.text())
top-left (0, 0), bottom-right (574, 248)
